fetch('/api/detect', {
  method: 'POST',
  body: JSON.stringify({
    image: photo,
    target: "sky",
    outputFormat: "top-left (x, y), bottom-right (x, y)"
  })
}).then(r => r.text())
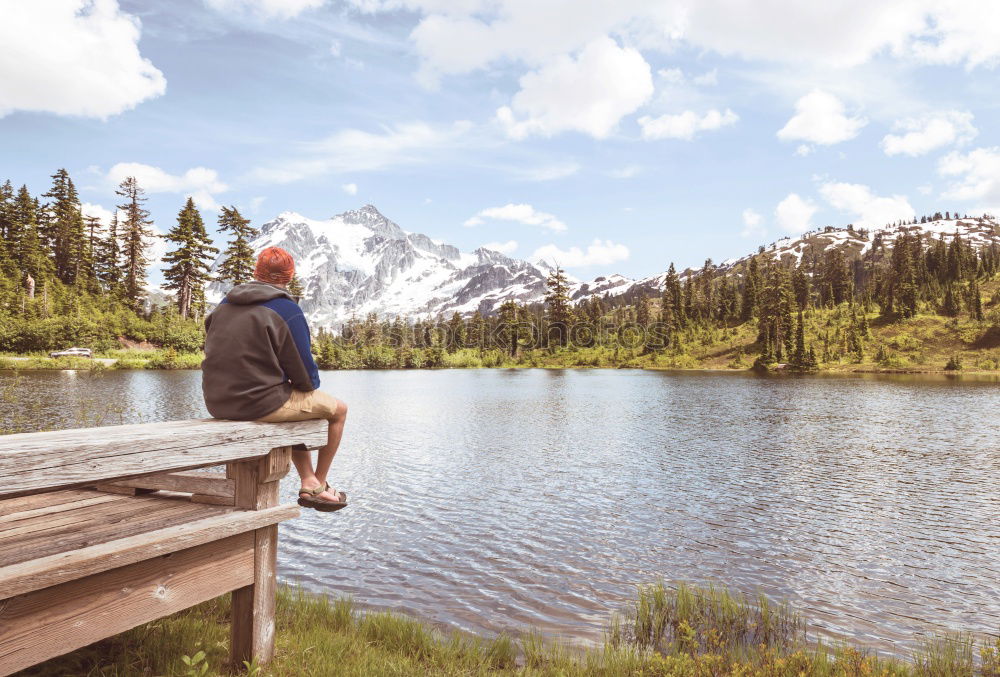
top-left (3, 1), bottom-right (1000, 285)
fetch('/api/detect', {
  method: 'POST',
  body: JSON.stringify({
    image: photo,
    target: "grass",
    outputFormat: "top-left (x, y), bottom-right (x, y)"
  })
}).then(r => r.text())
top-left (0, 349), bottom-right (204, 370)
top-left (18, 583), bottom-right (1000, 677)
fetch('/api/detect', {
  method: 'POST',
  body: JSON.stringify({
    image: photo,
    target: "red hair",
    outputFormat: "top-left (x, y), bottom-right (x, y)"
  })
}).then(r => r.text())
top-left (254, 246), bottom-right (295, 285)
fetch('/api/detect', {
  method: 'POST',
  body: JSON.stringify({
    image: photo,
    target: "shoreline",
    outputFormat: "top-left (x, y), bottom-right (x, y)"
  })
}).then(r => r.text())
top-left (3, 354), bottom-right (999, 378)
top-left (21, 583), bottom-right (1000, 676)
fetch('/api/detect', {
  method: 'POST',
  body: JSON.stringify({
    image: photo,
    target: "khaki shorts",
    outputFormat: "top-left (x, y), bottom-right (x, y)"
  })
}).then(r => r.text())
top-left (256, 389), bottom-right (342, 423)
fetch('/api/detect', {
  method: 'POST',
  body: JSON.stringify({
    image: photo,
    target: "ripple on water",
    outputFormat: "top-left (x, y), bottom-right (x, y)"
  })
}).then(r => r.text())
top-left (3, 368), bottom-right (998, 655)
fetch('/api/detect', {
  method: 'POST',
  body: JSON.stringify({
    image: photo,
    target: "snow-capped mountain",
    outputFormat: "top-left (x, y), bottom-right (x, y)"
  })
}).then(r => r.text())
top-left (594, 214), bottom-right (1000, 299)
top-left (207, 205), bottom-right (558, 328)
top-left (205, 208), bottom-right (1000, 329)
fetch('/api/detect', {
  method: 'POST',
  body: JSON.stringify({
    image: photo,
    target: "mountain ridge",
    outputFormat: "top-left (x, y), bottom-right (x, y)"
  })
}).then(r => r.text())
top-left (206, 205), bottom-right (1000, 329)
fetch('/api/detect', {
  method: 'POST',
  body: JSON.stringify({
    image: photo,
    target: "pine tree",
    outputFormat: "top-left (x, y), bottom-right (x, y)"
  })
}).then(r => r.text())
top-left (115, 176), bottom-right (155, 311)
top-left (942, 283), bottom-right (960, 317)
top-left (498, 299), bottom-right (522, 357)
top-left (13, 185), bottom-right (52, 285)
top-left (94, 211), bottom-right (122, 294)
top-left (42, 169), bottom-right (86, 285)
top-left (758, 266), bottom-right (796, 360)
top-left (793, 310), bottom-right (806, 366)
top-left (543, 265), bottom-right (573, 347)
top-left (161, 197), bottom-right (219, 319)
top-left (968, 279), bottom-right (983, 321)
top-left (662, 263), bottom-right (683, 327)
top-left (287, 274), bottom-right (304, 299)
top-left (216, 206), bottom-right (258, 286)
top-left (446, 312), bottom-right (465, 352)
top-left (741, 256), bottom-right (762, 321)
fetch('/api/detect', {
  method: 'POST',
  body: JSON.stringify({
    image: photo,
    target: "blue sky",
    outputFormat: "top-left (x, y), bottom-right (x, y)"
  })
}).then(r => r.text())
top-left (3, 1), bottom-right (1000, 284)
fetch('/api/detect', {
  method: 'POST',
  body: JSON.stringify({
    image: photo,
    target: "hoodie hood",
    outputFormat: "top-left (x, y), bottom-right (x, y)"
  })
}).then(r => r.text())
top-left (224, 281), bottom-right (294, 305)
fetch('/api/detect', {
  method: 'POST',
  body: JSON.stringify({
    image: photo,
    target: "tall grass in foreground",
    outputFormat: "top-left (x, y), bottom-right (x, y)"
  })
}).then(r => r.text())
top-left (17, 584), bottom-right (1000, 676)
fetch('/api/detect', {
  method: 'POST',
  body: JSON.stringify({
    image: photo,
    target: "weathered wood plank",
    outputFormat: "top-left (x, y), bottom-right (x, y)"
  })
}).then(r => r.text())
top-left (0, 418), bottom-right (326, 499)
top-left (0, 533), bottom-right (255, 676)
top-left (258, 446), bottom-right (292, 484)
top-left (230, 454), bottom-right (283, 665)
top-left (0, 504), bottom-right (298, 599)
top-left (191, 493), bottom-right (235, 506)
top-left (0, 493), bottom-right (119, 523)
top-left (98, 471), bottom-right (235, 497)
top-left (93, 484), bottom-right (157, 496)
top-left (0, 498), bottom-right (226, 567)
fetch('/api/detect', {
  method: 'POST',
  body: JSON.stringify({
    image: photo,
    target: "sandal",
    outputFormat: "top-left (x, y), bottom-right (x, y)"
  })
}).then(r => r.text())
top-left (298, 481), bottom-right (348, 512)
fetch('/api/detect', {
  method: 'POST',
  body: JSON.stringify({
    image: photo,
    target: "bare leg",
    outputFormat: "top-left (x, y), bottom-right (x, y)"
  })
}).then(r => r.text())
top-left (315, 399), bottom-right (347, 484)
top-left (293, 399), bottom-right (347, 503)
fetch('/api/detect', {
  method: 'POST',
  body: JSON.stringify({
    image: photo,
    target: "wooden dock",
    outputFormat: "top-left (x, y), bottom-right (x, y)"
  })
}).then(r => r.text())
top-left (0, 418), bottom-right (327, 675)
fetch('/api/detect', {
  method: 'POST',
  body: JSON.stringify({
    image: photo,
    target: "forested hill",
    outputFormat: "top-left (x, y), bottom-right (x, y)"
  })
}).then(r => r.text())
top-left (0, 167), bottom-right (998, 373)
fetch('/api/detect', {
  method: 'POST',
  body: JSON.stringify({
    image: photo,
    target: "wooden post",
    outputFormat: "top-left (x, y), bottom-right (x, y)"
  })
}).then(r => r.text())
top-left (229, 447), bottom-right (291, 668)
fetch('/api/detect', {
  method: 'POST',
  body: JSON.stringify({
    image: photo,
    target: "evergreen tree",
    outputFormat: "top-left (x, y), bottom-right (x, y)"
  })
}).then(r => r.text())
top-left (758, 266), bottom-right (796, 360)
top-left (42, 169), bottom-right (86, 285)
top-left (741, 256), bottom-right (762, 321)
top-left (942, 283), bottom-right (960, 317)
top-left (287, 274), bottom-right (304, 299)
top-left (13, 185), bottom-right (51, 284)
top-left (968, 279), bottom-right (983, 321)
top-left (216, 206), bottom-right (258, 286)
top-left (543, 265), bottom-right (573, 347)
top-left (662, 263), bottom-right (683, 327)
top-left (467, 311), bottom-right (486, 349)
top-left (498, 299), bottom-right (522, 357)
top-left (792, 310), bottom-right (806, 366)
top-left (446, 312), bottom-right (466, 352)
top-left (161, 197), bottom-right (219, 319)
top-left (115, 176), bottom-right (155, 311)
top-left (94, 211), bottom-right (122, 295)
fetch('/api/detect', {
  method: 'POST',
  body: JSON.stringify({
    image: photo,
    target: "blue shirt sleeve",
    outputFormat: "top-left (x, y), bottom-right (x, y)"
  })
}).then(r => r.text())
top-left (286, 308), bottom-right (321, 390)
top-left (263, 298), bottom-right (320, 390)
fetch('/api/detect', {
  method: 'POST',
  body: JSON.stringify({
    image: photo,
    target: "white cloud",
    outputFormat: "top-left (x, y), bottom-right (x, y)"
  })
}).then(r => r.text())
top-left (775, 193), bottom-right (817, 234)
top-left (819, 181), bottom-right (914, 228)
top-left (250, 196), bottom-right (266, 213)
top-left (251, 121), bottom-right (472, 183)
top-left (917, 184), bottom-right (933, 195)
top-left (481, 240), bottom-right (519, 254)
top-left (795, 144), bottom-right (813, 157)
top-left (357, 1), bottom-right (1000, 91)
top-left (514, 163), bottom-right (580, 181)
top-left (658, 67), bottom-right (685, 83)
top-left (464, 203), bottom-right (567, 232)
top-left (691, 69), bottom-right (718, 86)
top-left (0, 0), bottom-right (165, 119)
top-left (530, 239), bottom-right (630, 268)
top-left (741, 208), bottom-right (766, 238)
top-left (881, 111), bottom-right (977, 157)
top-left (330, 39), bottom-right (342, 56)
top-left (341, 182), bottom-right (358, 195)
top-left (81, 202), bottom-right (115, 226)
top-left (204, 0), bottom-right (324, 19)
top-left (639, 108), bottom-right (738, 141)
top-left (777, 90), bottom-right (867, 145)
top-left (496, 36), bottom-right (653, 139)
top-left (106, 163), bottom-right (228, 210)
top-left (609, 165), bottom-right (641, 179)
top-left (938, 147), bottom-right (1000, 211)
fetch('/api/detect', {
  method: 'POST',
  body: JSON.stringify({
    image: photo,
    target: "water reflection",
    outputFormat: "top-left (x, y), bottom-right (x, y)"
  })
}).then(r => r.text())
top-left (2, 368), bottom-right (998, 655)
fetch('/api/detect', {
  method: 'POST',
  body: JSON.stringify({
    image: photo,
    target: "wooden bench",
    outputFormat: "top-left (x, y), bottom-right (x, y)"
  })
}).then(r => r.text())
top-left (0, 418), bottom-right (327, 676)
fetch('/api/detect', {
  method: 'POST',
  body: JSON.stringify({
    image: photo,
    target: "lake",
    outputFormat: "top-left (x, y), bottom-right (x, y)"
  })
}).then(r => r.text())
top-left (2, 368), bottom-right (998, 655)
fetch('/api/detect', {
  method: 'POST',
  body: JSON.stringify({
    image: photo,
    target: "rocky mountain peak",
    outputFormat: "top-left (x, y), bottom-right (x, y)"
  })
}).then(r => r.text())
top-left (340, 204), bottom-right (405, 240)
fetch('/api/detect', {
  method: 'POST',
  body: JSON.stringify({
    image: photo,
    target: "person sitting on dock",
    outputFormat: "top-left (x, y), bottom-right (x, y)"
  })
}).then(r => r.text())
top-left (201, 246), bottom-right (348, 512)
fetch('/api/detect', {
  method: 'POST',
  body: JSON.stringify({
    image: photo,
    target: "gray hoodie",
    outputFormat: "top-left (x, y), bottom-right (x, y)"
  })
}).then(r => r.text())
top-left (202, 281), bottom-right (320, 420)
